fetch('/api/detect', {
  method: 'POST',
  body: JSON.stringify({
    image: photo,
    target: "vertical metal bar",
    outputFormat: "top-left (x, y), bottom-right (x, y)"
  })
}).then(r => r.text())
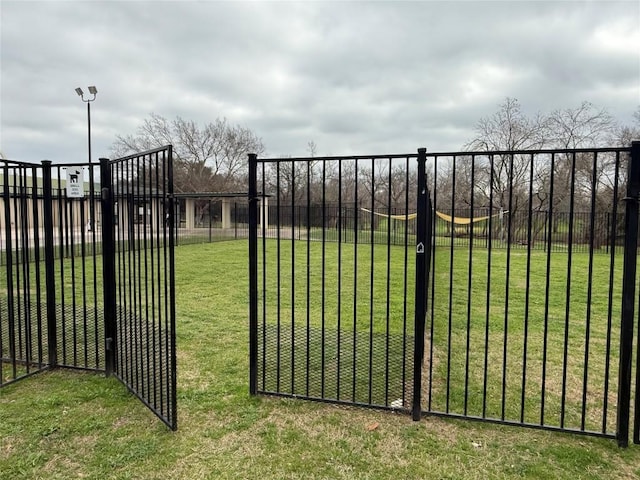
top-left (581, 152), bottom-right (598, 430)
top-left (540, 153), bottom-right (556, 425)
top-left (69, 193), bottom-right (78, 367)
top-left (321, 157), bottom-right (327, 398)
top-left (208, 199), bottom-right (212, 243)
top-left (306, 159), bottom-right (311, 397)
top-left (115, 161), bottom-right (125, 380)
top-left (166, 147), bottom-right (177, 430)
top-left (235, 202), bottom-right (238, 240)
top-left (482, 154), bottom-right (495, 417)
top-left (42, 161), bottom-right (57, 368)
top-left (618, 141), bottom-right (640, 447)
top-left (57, 171), bottom-right (67, 364)
top-left (134, 155), bottom-right (141, 393)
top-left (428, 155), bottom-right (438, 412)
top-left (290, 161), bottom-right (296, 394)
top-left (385, 157), bottom-right (392, 406)
top-left (143, 157), bottom-right (153, 398)
top-left (89, 165), bottom-right (100, 369)
top-left (352, 158), bottom-right (359, 402)
top-left (276, 161), bottom-right (281, 392)
top-left (501, 153), bottom-right (515, 421)
top-left (150, 161), bottom-right (159, 409)
top-left (603, 151), bottom-right (620, 434)
top-left (31, 166), bottom-right (44, 368)
top-left (4, 165), bottom-right (17, 378)
top-left (0, 166), bottom-right (4, 383)
top-left (248, 153), bottom-right (259, 395)
top-left (521, 153), bottom-right (535, 423)
top-left (125, 168), bottom-right (134, 386)
top-left (260, 164), bottom-right (267, 391)
top-left (100, 157), bottom-right (117, 377)
top-left (561, 152), bottom-right (577, 429)
top-left (142, 156), bottom-right (151, 400)
top-left (412, 147), bottom-right (428, 421)
top-left (368, 158), bottom-right (375, 404)
top-left (337, 160), bottom-right (342, 399)
top-left (80, 181), bottom-right (88, 367)
top-left (13, 170), bottom-right (22, 368)
top-left (446, 155), bottom-right (456, 412)
top-left (112, 161), bottom-right (121, 380)
top-left (156, 155), bottom-right (165, 416)
top-left (159, 154), bottom-right (168, 416)
top-left (403, 155), bottom-right (410, 407)
top-left (18, 167), bottom-right (31, 371)
top-left (463, 155), bottom-right (475, 415)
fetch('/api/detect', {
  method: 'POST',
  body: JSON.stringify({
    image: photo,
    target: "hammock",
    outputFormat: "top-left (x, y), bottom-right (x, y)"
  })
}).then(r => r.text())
top-left (360, 208), bottom-right (507, 225)
top-left (434, 211), bottom-right (506, 225)
top-left (360, 208), bottom-right (417, 221)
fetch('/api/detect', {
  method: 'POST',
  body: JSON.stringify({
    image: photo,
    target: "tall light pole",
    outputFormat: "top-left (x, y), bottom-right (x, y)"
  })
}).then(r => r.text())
top-left (75, 86), bottom-right (98, 231)
top-left (75, 86), bottom-right (97, 164)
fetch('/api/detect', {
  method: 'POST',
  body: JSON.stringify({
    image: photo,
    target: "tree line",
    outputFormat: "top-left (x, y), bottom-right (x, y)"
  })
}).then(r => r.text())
top-left (110, 100), bottom-right (639, 236)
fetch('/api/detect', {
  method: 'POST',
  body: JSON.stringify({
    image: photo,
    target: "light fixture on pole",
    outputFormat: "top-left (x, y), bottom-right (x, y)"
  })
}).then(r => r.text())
top-left (75, 86), bottom-right (98, 232)
top-left (75, 86), bottom-right (98, 164)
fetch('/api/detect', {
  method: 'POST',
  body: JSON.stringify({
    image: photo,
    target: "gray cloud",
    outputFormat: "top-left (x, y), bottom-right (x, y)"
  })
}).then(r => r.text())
top-left (1, 0), bottom-right (638, 163)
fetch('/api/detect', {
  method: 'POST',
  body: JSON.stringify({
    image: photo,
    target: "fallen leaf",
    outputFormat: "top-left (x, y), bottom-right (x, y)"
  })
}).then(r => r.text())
top-left (472, 441), bottom-right (482, 448)
top-left (367, 422), bottom-right (380, 431)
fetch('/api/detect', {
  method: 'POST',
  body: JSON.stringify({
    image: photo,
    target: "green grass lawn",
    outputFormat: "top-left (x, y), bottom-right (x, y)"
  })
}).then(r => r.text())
top-left (1, 240), bottom-right (640, 479)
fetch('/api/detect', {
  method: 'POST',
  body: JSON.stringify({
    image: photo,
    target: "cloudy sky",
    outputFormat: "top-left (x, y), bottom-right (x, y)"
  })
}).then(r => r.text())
top-left (1, 0), bottom-right (638, 163)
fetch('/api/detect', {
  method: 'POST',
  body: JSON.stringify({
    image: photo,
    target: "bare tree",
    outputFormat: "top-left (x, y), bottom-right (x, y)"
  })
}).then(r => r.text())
top-left (265, 141), bottom-right (322, 206)
top-left (112, 113), bottom-right (264, 194)
top-left (612, 106), bottom-right (640, 147)
top-left (112, 113), bottom-right (264, 225)
top-left (465, 98), bottom-right (549, 152)
top-left (461, 99), bottom-right (637, 247)
top-left (463, 98), bottom-right (549, 241)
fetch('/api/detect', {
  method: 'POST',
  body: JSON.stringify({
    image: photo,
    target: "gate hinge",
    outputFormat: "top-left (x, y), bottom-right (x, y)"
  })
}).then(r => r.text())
top-left (102, 187), bottom-right (110, 201)
top-left (106, 337), bottom-right (113, 351)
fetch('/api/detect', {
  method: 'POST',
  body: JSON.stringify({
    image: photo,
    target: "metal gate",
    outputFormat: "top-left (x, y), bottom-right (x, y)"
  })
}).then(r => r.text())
top-left (420, 146), bottom-right (637, 446)
top-left (249, 152), bottom-right (419, 409)
top-left (0, 147), bottom-right (176, 431)
top-left (249, 142), bottom-right (640, 447)
top-left (101, 146), bottom-right (177, 430)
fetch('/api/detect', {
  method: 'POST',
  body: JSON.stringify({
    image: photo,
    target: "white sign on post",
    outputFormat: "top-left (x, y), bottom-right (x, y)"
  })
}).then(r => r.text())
top-left (66, 168), bottom-right (84, 198)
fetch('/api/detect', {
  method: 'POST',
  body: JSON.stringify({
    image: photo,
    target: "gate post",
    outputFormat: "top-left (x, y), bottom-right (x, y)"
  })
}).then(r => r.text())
top-left (248, 153), bottom-right (259, 395)
top-left (412, 147), bottom-right (429, 421)
top-left (99, 157), bottom-right (117, 377)
top-left (630, 141), bottom-right (640, 446)
top-left (41, 160), bottom-right (57, 367)
top-left (617, 141), bottom-right (640, 447)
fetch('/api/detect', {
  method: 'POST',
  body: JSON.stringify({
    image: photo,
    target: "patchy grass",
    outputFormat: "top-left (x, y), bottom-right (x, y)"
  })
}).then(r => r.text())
top-left (1, 240), bottom-right (640, 479)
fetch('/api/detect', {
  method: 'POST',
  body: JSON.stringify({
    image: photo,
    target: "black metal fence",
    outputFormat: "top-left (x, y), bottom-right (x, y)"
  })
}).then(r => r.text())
top-left (171, 198), bottom-right (250, 246)
top-left (249, 153), bottom-right (418, 409)
top-left (166, 199), bottom-right (623, 255)
top-left (1, 159), bottom-right (103, 387)
top-left (422, 147), bottom-right (632, 444)
top-left (101, 147), bottom-right (177, 430)
top-left (249, 142), bottom-right (640, 447)
top-left (0, 147), bottom-right (176, 430)
top-left (1, 159), bottom-right (50, 386)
